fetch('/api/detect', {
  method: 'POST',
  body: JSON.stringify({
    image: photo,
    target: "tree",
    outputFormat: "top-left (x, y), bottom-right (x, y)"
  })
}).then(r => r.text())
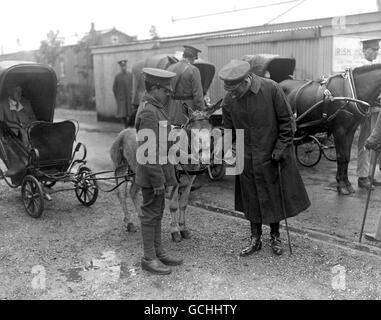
top-left (35, 30), bottom-right (63, 68)
top-left (149, 25), bottom-right (159, 40)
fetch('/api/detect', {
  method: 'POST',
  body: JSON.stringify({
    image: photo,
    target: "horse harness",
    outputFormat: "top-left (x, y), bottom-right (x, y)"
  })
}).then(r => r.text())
top-left (294, 68), bottom-right (370, 130)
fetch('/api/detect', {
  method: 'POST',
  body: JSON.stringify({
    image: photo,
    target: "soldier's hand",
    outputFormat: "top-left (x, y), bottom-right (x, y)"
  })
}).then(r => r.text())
top-left (153, 185), bottom-right (165, 195)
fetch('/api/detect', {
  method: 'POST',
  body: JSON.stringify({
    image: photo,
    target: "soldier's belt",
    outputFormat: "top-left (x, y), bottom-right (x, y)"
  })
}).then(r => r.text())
top-left (173, 95), bottom-right (193, 100)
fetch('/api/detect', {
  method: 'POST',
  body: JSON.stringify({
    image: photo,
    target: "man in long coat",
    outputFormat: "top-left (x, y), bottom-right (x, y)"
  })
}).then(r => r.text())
top-left (113, 59), bottom-right (133, 128)
top-left (218, 60), bottom-right (310, 256)
top-left (167, 45), bottom-right (205, 126)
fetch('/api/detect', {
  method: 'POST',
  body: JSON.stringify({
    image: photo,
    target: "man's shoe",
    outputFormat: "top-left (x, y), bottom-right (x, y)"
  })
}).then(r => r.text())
top-left (364, 233), bottom-right (381, 242)
top-left (358, 177), bottom-right (374, 190)
top-left (239, 237), bottom-right (262, 257)
top-left (372, 178), bottom-right (381, 187)
top-left (270, 235), bottom-right (283, 256)
top-left (157, 253), bottom-right (183, 266)
top-left (141, 258), bottom-right (172, 275)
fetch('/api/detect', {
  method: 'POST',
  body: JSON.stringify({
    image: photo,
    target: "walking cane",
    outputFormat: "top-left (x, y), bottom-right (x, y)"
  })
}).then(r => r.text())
top-left (278, 162), bottom-right (293, 254)
top-left (359, 150), bottom-right (380, 243)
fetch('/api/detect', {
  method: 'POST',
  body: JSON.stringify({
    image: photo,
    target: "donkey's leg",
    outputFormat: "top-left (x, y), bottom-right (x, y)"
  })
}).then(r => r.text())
top-left (126, 180), bottom-right (140, 232)
top-left (115, 177), bottom-right (134, 231)
top-left (178, 175), bottom-right (196, 239)
top-left (167, 185), bottom-right (181, 242)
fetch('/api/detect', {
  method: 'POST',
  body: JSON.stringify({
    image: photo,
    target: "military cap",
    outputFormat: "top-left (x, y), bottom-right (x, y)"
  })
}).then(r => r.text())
top-left (218, 60), bottom-right (251, 91)
top-left (118, 59), bottom-right (127, 66)
top-left (143, 67), bottom-right (176, 91)
top-left (361, 39), bottom-right (380, 50)
top-left (183, 45), bottom-right (202, 58)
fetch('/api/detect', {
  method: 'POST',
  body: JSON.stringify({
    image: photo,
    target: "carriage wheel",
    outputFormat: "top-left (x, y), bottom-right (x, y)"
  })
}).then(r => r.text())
top-left (295, 135), bottom-right (322, 167)
top-left (207, 162), bottom-right (226, 181)
top-left (322, 135), bottom-right (337, 162)
top-left (21, 175), bottom-right (44, 218)
top-left (75, 166), bottom-right (98, 207)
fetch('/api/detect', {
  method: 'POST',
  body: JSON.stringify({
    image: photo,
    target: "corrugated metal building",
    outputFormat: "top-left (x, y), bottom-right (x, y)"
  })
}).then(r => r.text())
top-left (91, 11), bottom-right (381, 121)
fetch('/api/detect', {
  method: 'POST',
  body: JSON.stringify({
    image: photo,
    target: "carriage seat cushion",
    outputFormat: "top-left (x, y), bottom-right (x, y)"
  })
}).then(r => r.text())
top-left (28, 120), bottom-right (76, 169)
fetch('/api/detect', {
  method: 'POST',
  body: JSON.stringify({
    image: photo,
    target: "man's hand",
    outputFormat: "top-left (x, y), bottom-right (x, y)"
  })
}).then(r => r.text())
top-left (271, 149), bottom-right (284, 162)
top-left (153, 185), bottom-right (165, 195)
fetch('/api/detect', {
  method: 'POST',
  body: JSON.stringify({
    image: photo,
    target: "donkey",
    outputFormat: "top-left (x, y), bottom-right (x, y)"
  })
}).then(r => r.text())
top-left (110, 102), bottom-right (221, 241)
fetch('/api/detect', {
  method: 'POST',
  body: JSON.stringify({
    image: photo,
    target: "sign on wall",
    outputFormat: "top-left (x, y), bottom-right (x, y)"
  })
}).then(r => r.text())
top-left (332, 36), bottom-right (381, 72)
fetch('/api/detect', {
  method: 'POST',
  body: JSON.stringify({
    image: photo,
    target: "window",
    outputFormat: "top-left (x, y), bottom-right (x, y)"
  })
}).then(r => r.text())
top-left (111, 35), bottom-right (119, 44)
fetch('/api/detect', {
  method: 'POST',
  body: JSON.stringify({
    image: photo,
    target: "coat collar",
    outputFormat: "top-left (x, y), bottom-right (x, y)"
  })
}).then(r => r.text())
top-left (248, 73), bottom-right (261, 95)
top-left (142, 94), bottom-right (164, 109)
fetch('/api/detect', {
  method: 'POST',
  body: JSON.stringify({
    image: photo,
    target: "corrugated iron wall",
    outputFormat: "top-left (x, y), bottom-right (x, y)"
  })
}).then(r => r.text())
top-left (207, 37), bottom-right (323, 101)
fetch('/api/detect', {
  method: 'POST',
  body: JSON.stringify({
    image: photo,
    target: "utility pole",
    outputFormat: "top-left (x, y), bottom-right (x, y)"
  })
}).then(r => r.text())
top-left (377, 0), bottom-right (381, 11)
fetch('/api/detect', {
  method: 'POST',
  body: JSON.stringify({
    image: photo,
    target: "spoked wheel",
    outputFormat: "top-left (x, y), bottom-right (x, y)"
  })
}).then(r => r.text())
top-left (75, 166), bottom-right (98, 207)
top-left (295, 135), bottom-right (322, 167)
top-left (322, 135), bottom-right (337, 162)
top-left (207, 162), bottom-right (226, 181)
top-left (21, 175), bottom-right (44, 218)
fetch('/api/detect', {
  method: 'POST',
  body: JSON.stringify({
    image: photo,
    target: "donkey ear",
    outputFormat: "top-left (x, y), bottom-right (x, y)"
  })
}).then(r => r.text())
top-left (205, 99), bottom-right (223, 116)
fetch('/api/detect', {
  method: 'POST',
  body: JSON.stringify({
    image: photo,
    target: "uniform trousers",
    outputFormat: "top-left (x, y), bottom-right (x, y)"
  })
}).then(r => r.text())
top-left (140, 187), bottom-right (166, 260)
top-left (357, 112), bottom-right (379, 178)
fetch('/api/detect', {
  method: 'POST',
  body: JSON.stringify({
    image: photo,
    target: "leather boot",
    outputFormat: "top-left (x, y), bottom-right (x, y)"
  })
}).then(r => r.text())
top-left (157, 253), bottom-right (183, 266)
top-left (270, 234), bottom-right (283, 256)
top-left (141, 257), bottom-right (172, 275)
top-left (239, 236), bottom-right (262, 257)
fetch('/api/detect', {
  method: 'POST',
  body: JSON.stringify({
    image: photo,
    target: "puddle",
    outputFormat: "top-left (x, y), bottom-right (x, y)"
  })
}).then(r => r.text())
top-left (58, 250), bottom-right (124, 283)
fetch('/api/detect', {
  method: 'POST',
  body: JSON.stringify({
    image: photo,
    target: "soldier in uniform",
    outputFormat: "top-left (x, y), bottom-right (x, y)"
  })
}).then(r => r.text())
top-left (135, 68), bottom-right (183, 275)
top-left (356, 39), bottom-right (381, 189)
top-left (112, 59), bottom-right (133, 128)
top-left (218, 60), bottom-right (310, 256)
top-left (167, 45), bottom-right (205, 126)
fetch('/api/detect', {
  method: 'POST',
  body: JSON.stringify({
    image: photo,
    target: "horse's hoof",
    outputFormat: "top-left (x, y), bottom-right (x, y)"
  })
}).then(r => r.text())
top-left (346, 185), bottom-right (356, 194)
top-left (180, 229), bottom-right (191, 239)
top-left (171, 232), bottom-right (182, 242)
top-left (126, 223), bottom-right (137, 233)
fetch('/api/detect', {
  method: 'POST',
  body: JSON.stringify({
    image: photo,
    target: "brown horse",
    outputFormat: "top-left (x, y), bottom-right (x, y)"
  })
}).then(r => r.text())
top-left (280, 64), bottom-right (381, 195)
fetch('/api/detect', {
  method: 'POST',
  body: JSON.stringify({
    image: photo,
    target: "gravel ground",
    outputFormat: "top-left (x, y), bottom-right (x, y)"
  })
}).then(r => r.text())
top-left (0, 181), bottom-right (380, 300)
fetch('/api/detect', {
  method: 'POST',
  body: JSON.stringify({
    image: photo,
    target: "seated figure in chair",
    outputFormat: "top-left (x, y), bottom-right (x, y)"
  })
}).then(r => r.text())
top-left (0, 84), bottom-right (36, 177)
